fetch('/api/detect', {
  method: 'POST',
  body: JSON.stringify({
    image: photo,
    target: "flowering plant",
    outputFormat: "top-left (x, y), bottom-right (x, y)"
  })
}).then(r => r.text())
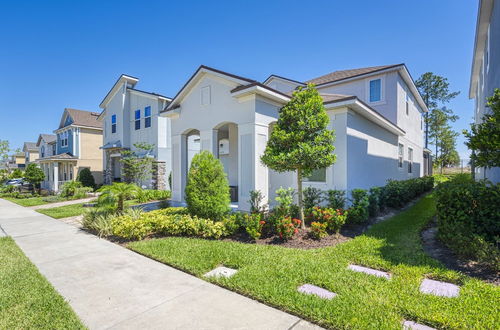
top-left (276, 216), bottom-right (301, 240)
top-left (311, 206), bottom-right (347, 234)
top-left (310, 221), bottom-right (328, 239)
top-left (244, 213), bottom-right (265, 240)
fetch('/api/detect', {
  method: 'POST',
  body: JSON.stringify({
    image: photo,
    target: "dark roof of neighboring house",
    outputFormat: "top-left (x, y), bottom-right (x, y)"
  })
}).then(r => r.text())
top-left (306, 64), bottom-right (402, 86)
top-left (64, 108), bottom-right (103, 129)
top-left (23, 142), bottom-right (37, 151)
top-left (41, 134), bottom-right (56, 144)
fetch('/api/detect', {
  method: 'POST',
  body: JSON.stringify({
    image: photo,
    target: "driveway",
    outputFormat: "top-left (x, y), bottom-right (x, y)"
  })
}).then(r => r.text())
top-left (0, 198), bottom-right (320, 330)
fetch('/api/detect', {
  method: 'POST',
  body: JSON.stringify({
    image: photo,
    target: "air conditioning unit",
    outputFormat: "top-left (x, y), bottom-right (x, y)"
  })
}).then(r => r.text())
top-left (219, 138), bottom-right (229, 155)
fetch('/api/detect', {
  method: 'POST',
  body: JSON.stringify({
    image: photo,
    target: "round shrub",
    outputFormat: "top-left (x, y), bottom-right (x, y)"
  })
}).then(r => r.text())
top-left (77, 168), bottom-right (95, 188)
top-left (185, 151), bottom-right (230, 220)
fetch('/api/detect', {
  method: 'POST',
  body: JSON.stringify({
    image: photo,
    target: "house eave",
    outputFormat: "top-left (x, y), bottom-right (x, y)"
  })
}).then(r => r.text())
top-left (231, 84), bottom-right (290, 103)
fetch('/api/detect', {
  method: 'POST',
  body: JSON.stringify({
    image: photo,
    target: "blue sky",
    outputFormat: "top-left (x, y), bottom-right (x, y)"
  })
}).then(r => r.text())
top-left (0, 0), bottom-right (477, 159)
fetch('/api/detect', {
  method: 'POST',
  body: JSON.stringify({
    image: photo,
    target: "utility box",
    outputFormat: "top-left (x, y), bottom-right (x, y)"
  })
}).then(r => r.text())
top-left (219, 138), bottom-right (229, 155)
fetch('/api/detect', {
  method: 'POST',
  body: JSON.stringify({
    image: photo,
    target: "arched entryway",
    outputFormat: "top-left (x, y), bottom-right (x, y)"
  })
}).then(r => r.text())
top-left (214, 122), bottom-right (239, 202)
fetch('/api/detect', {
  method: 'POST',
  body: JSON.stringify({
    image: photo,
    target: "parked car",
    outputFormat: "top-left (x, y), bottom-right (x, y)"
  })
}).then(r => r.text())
top-left (5, 178), bottom-right (33, 192)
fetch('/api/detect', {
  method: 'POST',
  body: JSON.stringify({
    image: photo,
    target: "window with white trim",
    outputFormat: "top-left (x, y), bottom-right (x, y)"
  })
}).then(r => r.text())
top-left (408, 147), bottom-right (413, 173)
top-left (398, 143), bottom-right (404, 168)
top-left (405, 93), bottom-right (409, 116)
top-left (369, 79), bottom-right (382, 102)
top-left (134, 110), bottom-right (141, 130)
top-left (111, 114), bottom-right (117, 134)
top-left (201, 86), bottom-right (211, 105)
top-left (303, 168), bottom-right (326, 183)
top-left (144, 106), bottom-right (151, 128)
top-left (41, 146), bottom-right (45, 158)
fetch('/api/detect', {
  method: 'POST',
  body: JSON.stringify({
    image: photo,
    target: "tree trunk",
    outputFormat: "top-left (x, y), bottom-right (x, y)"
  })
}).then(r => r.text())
top-left (118, 197), bottom-right (124, 213)
top-left (297, 168), bottom-right (305, 229)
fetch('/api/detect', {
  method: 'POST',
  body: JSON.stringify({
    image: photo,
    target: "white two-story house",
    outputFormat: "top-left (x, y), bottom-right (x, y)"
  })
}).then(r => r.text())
top-left (469, 0), bottom-right (499, 183)
top-left (98, 75), bottom-right (172, 189)
top-left (160, 64), bottom-right (428, 211)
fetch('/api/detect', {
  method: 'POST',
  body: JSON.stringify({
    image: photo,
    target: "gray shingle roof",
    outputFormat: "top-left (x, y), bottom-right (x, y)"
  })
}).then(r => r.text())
top-left (306, 64), bottom-right (402, 86)
top-left (64, 108), bottom-right (102, 129)
top-left (41, 134), bottom-right (56, 144)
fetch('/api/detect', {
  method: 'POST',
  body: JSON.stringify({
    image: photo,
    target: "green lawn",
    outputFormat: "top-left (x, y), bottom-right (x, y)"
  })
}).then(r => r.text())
top-left (36, 199), bottom-right (141, 219)
top-left (36, 203), bottom-right (88, 219)
top-left (0, 237), bottom-right (85, 329)
top-left (129, 194), bottom-right (500, 329)
top-left (4, 196), bottom-right (53, 207)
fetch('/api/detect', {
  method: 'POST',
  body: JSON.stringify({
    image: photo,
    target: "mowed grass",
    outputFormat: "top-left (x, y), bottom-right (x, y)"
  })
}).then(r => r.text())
top-left (4, 196), bottom-right (50, 207)
top-left (129, 194), bottom-right (500, 329)
top-left (36, 203), bottom-right (87, 218)
top-left (0, 237), bottom-right (85, 329)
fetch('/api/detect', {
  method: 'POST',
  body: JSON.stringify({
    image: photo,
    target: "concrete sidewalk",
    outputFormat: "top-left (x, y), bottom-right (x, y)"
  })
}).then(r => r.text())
top-left (0, 198), bottom-right (320, 330)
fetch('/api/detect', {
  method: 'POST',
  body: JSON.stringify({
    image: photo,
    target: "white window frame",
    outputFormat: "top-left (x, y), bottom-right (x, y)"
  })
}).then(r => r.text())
top-left (408, 147), bottom-right (413, 174)
top-left (398, 143), bottom-right (404, 169)
top-left (201, 86), bottom-right (211, 106)
top-left (365, 76), bottom-right (385, 105)
top-left (405, 92), bottom-right (410, 116)
top-left (144, 106), bottom-right (152, 128)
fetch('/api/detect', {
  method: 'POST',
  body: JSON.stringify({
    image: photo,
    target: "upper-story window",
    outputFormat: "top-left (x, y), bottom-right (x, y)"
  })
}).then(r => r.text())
top-left (398, 143), bottom-right (404, 168)
top-left (405, 93), bottom-right (410, 116)
top-left (369, 79), bottom-right (382, 102)
top-left (60, 131), bottom-right (68, 147)
top-left (408, 147), bottom-right (413, 174)
top-left (134, 110), bottom-right (141, 130)
top-left (41, 146), bottom-right (45, 158)
top-left (144, 106), bottom-right (151, 128)
top-left (52, 144), bottom-right (56, 155)
top-left (111, 114), bottom-right (117, 134)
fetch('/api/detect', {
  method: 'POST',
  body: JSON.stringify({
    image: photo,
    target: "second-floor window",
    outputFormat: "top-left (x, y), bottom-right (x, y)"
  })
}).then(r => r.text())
top-left (408, 147), bottom-right (413, 173)
top-left (60, 131), bottom-right (68, 147)
top-left (398, 143), bottom-right (404, 168)
top-left (145, 106), bottom-right (151, 128)
top-left (369, 79), bottom-right (381, 102)
top-left (111, 114), bottom-right (117, 133)
top-left (52, 144), bottom-right (56, 155)
top-left (406, 93), bottom-right (409, 116)
top-left (41, 146), bottom-right (45, 158)
top-left (135, 110), bottom-right (141, 130)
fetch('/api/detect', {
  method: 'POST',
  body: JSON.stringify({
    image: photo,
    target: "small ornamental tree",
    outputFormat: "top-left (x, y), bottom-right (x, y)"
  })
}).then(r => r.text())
top-left (121, 142), bottom-right (155, 186)
top-left (24, 163), bottom-right (45, 194)
top-left (464, 88), bottom-right (500, 169)
top-left (77, 167), bottom-right (96, 189)
top-left (185, 151), bottom-right (230, 220)
top-left (261, 84), bottom-right (336, 228)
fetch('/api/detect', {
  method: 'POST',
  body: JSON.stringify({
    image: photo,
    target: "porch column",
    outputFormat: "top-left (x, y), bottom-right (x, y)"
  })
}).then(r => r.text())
top-left (237, 123), bottom-right (269, 211)
top-left (53, 162), bottom-right (59, 192)
top-left (200, 129), bottom-right (218, 157)
top-left (172, 134), bottom-right (187, 203)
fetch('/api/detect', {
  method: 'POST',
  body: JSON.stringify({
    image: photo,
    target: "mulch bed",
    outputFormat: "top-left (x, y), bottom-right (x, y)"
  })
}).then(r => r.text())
top-left (421, 219), bottom-right (499, 285)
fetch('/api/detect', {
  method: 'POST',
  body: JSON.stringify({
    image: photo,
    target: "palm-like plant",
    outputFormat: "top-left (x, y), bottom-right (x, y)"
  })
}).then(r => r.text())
top-left (98, 182), bottom-right (140, 212)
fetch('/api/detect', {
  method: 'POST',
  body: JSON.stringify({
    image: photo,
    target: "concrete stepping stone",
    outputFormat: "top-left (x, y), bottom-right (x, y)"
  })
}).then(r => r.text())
top-left (348, 264), bottom-right (391, 279)
top-left (403, 320), bottom-right (436, 330)
top-left (419, 279), bottom-right (460, 297)
top-left (297, 284), bottom-right (336, 300)
top-left (204, 266), bottom-right (238, 278)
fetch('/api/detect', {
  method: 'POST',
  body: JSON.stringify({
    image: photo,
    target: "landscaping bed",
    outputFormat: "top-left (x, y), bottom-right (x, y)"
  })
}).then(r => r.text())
top-left (0, 237), bottom-right (84, 329)
top-left (128, 194), bottom-right (500, 329)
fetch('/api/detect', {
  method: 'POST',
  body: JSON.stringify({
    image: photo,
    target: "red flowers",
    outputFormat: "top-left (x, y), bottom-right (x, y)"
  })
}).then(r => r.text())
top-left (276, 216), bottom-right (300, 241)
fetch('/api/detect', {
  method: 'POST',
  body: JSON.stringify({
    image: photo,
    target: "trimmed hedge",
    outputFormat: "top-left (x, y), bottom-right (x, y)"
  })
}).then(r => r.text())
top-left (435, 174), bottom-right (500, 270)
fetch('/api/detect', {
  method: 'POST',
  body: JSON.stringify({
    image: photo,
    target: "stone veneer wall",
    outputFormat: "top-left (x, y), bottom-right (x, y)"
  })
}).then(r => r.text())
top-left (152, 161), bottom-right (166, 190)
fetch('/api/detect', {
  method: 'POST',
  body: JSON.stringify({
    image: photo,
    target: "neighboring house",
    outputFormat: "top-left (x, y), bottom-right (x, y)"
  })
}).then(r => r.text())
top-left (98, 74), bottom-right (171, 189)
top-left (469, 0), bottom-right (499, 182)
top-left (8, 152), bottom-right (26, 169)
top-left (22, 142), bottom-right (39, 165)
top-left (36, 134), bottom-right (57, 159)
top-left (161, 64), bottom-right (427, 211)
top-left (37, 108), bottom-right (103, 192)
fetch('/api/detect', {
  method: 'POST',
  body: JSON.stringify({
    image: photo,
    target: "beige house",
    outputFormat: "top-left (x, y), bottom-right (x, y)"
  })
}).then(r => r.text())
top-left (22, 142), bottom-right (39, 165)
top-left (38, 108), bottom-right (103, 192)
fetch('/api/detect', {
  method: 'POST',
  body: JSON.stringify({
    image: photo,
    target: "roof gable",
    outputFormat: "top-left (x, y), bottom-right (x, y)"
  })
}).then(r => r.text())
top-left (58, 108), bottom-right (102, 130)
top-left (307, 64), bottom-right (402, 86)
top-left (99, 74), bottom-right (139, 109)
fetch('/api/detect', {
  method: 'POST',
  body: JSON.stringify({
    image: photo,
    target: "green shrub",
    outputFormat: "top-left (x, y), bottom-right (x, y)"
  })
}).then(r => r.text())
top-left (326, 189), bottom-right (346, 209)
top-left (384, 176), bottom-right (434, 208)
top-left (60, 181), bottom-right (82, 198)
top-left (10, 168), bottom-right (23, 178)
top-left (368, 187), bottom-right (382, 217)
top-left (435, 175), bottom-right (500, 270)
top-left (249, 190), bottom-right (267, 214)
top-left (303, 187), bottom-right (324, 211)
top-left (311, 206), bottom-right (347, 234)
top-left (185, 151), bottom-right (230, 220)
top-left (348, 189), bottom-right (369, 224)
top-left (74, 187), bottom-right (93, 199)
top-left (310, 221), bottom-right (328, 239)
top-left (275, 216), bottom-right (300, 240)
top-left (77, 168), bottom-right (95, 188)
top-left (110, 207), bottom-right (231, 240)
top-left (136, 189), bottom-right (171, 203)
top-left (82, 207), bottom-right (117, 237)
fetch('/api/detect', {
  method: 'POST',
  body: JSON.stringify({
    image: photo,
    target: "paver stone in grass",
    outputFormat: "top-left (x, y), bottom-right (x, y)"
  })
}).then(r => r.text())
top-left (348, 264), bottom-right (391, 279)
top-left (204, 266), bottom-right (238, 278)
top-left (297, 284), bottom-right (336, 300)
top-left (402, 320), bottom-right (436, 330)
top-left (419, 279), bottom-right (460, 297)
